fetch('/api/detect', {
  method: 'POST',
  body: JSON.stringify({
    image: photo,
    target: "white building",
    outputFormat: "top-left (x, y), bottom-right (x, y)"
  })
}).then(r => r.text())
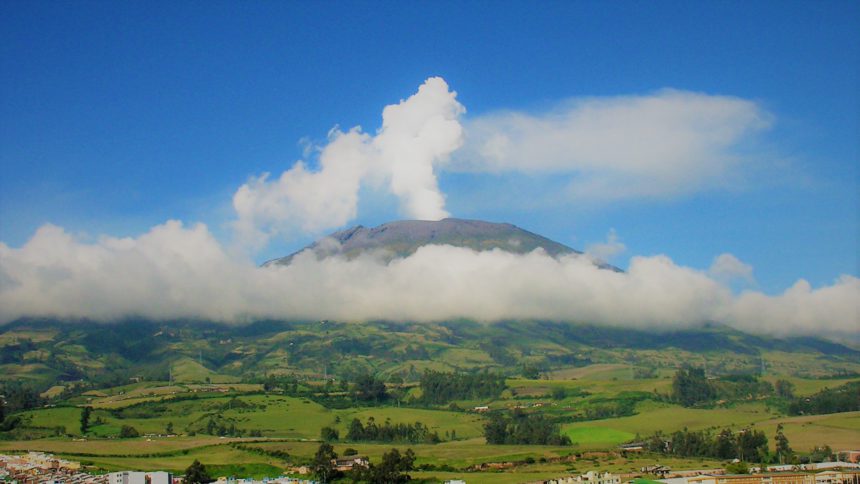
top-left (547, 471), bottom-right (621, 484)
top-left (108, 471), bottom-right (173, 484)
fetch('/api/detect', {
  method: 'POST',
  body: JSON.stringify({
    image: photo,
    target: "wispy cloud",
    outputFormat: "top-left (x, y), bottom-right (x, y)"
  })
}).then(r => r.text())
top-left (455, 89), bottom-right (772, 201)
top-left (586, 228), bottom-right (626, 263)
top-left (1, 221), bottom-right (856, 336)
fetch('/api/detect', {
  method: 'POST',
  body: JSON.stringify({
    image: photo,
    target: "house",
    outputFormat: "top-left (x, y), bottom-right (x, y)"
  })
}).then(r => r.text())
top-left (332, 456), bottom-right (369, 472)
top-left (687, 473), bottom-right (815, 484)
top-left (544, 471), bottom-right (621, 484)
top-left (473, 406), bottom-right (489, 412)
top-left (619, 442), bottom-right (645, 452)
top-left (642, 465), bottom-right (672, 478)
top-left (108, 471), bottom-right (173, 484)
top-left (838, 453), bottom-right (860, 465)
top-left (815, 471), bottom-right (860, 484)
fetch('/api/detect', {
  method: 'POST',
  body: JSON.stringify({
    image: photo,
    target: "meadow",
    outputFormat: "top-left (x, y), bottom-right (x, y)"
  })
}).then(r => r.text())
top-left (4, 365), bottom-right (858, 483)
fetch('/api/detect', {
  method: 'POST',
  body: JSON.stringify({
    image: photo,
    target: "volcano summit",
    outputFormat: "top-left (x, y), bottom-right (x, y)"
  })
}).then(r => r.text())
top-left (264, 218), bottom-right (620, 271)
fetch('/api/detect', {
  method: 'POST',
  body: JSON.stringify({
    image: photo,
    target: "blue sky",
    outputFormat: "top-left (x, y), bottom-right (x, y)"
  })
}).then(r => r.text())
top-left (1, 0), bottom-right (858, 298)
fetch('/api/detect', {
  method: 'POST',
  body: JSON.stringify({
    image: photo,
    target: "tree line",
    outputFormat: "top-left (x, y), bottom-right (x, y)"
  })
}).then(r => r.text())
top-left (483, 410), bottom-right (571, 445)
top-left (418, 369), bottom-right (507, 404)
top-left (644, 426), bottom-right (770, 462)
top-left (345, 417), bottom-right (441, 444)
top-left (670, 367), bottom-right (807, 408)
top-left (787, 381), bottom-right (859, 415)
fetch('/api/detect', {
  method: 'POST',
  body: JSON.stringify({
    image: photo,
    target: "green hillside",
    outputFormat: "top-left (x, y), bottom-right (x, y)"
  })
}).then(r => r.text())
top-left (2, 318), bottom-right (857, 390)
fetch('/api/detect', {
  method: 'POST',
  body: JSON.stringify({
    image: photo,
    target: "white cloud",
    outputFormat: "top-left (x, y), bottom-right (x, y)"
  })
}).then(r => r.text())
top-left (4, 79), bottom-right (849, 338)
top-left (726, 276), bottom-right (860, 337)
top-left (232, 77), bottom-right (464, 247)
top-left (1, 222), bottom-right (857, 337)
top-left (709, 253), bottom-right (755, 284)
top-left (231, 81), bottom-right (776, 249)
top-left (455, 89), bottom-right (772, 201)
top-left (586, 228), bottom-right (626, 262)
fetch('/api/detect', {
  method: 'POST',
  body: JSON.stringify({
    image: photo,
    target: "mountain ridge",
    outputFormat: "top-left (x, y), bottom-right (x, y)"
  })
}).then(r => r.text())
top-left (2, 317), bottom-right (858, 389)
top-left (264, 218), bottom-right (620, 271)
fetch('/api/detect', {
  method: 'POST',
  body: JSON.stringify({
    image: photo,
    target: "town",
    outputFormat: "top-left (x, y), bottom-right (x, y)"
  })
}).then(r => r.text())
top-left (2, 451), bottom-right (859, 484)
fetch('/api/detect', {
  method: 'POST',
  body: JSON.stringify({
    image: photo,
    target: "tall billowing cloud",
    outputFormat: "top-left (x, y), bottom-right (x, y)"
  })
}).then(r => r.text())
top-left (455, 89), bottom-right (771, 201)
top-left (232, 77), bottom-right (464, 247)
top-left (1, 222), bottom-right (857, 337)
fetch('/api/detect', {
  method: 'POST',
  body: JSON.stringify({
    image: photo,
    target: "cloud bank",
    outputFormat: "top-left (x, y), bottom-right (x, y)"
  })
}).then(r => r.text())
top-left (0, 221), bottom-right (856, 337)
top-left (2, 77), bottom-right (853, 338)
top-left (232, 77), bottom-right (464, 247)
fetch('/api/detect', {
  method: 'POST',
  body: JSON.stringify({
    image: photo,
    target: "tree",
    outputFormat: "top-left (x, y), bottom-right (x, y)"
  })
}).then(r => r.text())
top-left (775, 424), bottom-right (792, 464)
top-left (347, 418), bottom-right (365, 440)
top-left (736, 428), bottom-right (768, 463)
top-left (726, 461), bottom-right (750, 474)
top-left (119, 425), bottom-right (140, 438)
top-left (715, 428), bottom-right (736, 459)
top-left (184, 459), bottom-right (211, 484)
top-left (775, 379), bottom-right (795, 399)
top-left (320, 426), bottom-right (339, 442)
top-left (165, 422), bottom-right (174, 434)
top-left (80, 406), bottom-right (92, 434)
top-left (810, 445), bottom-right (832, 463)
top-left (671, 367), bottom-right (716, 407)
top-left (521, 364), bottom-right (541, 380)
top-left (356, 448), bottom-right (415, 484)
top-left (312, 442), bottom-right (338, 483)
top-left (353, 373), bottom-right (388, 403)
top-left (483, 413), bottom-right (509, 444)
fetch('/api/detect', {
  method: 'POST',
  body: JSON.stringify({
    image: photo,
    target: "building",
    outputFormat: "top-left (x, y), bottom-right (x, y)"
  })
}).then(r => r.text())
top-left (683, 472), bottom-right (860, 484)
top-left (332, 456), bottom-right (369, 472)
top-left (838, 454), bottom-right (860, 465)
top-left (815, 471), bottom-right (860, 484)
top-left (108, 471), bottom-right (173, 484)
top-left (619, 442), bottom-right (645, 452)
top-left (545, 471), bottom-right (621, 484)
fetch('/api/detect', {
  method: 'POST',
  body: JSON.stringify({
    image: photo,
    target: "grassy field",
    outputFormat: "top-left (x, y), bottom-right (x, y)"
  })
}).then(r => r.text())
top-left (560, 400), bottom-right (779, 449)
top-left (0, 436), bottom-right (249, 455)
top-left (246, 438), bottom-right (576, 468)
top-left (17, 393), bottom-right (489, 442)
top-left (564, 427), bottom-right (636, 447)
top-left (59, 445), bottom-right (283, 478)
top-left (5, 361), bottom-right (859, 483)
top-left (755, 411), bottom-right (860, 451)
top-left (171, 358), bottom-right (240, 384)
top-left (506, 376), bottom-right (673, 400)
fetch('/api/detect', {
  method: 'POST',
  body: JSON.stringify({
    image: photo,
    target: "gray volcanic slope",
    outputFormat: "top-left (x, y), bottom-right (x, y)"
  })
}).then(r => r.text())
top-left (264, 218), bottom-right (620, 271)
